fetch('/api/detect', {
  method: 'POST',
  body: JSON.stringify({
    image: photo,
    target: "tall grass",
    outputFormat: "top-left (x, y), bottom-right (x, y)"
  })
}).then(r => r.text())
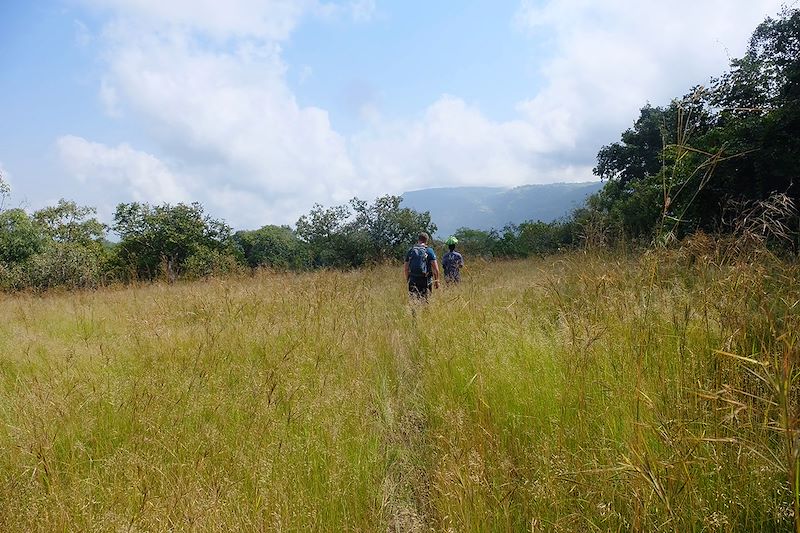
top-left (0, 246), bottom-right (796, 531)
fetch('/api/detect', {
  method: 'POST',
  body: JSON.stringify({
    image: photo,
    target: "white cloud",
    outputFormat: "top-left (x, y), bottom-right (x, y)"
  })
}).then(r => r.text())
top-left (57, 135), bottom-right (190, 204)
top-left (344, 0), bottom-right (377, 23)
top-left (74, 19), bottom-right (92, 47)
top-left (354, 95), bottom-right (591, 195)
top-left (63, 1), bottom-right (362, 228)
top-left (80, 0), bottom-right (374, 41)
top-left (81, 0), bottom-right (313, 41)
top-left (99, 78), bottom-right (122, 117)
top-left (351, 0), bottom-right (785, 198)
top-left (513, 0), bottom-right (785, 158)
top-left (101, 31), bottom-right (356, 220)
top-left (297, 65), bottom-right (313, 85)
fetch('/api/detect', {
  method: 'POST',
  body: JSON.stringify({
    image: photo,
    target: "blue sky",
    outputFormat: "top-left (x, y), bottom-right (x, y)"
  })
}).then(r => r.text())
top-left (0, 0), bottom-right (786, 229)
top-left (285, 1), bottom-right (542, 130)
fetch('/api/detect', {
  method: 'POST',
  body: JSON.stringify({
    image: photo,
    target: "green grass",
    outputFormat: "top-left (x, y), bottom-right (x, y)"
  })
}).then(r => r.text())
top-left (0, 249), bottom-right (797, 531)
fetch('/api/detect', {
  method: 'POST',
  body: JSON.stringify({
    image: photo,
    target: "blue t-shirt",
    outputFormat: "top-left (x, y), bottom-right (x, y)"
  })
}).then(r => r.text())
top-left (442, 251), bottom-right (464, 274)
top-left (426, 246), bottom-right (437, 264)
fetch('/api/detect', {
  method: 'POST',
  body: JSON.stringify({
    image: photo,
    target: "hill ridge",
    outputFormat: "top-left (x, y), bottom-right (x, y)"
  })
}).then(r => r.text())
top-left (401, 181), bottom-right (602, 237)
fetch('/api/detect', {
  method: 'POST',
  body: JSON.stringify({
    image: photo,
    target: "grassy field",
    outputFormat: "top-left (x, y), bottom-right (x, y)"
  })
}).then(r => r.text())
top-left (0, 244), bottom-right (797, 531)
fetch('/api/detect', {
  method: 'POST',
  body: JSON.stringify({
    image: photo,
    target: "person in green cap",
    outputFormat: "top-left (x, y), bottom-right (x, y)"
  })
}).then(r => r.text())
top-left (441, 236), bottom-right (465, 283)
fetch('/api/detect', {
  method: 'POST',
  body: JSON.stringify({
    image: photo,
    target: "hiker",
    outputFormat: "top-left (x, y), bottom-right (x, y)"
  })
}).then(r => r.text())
top-left (441, 236), bottom-right (464, 283)
top-left (404, 232), bottom-right (439, 300)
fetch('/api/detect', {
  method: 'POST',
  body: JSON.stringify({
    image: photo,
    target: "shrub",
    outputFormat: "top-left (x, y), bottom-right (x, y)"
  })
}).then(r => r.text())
top-left (182, 249), bottom-right (243, 280)
top-left (21, 243), bottom-right (107, 290)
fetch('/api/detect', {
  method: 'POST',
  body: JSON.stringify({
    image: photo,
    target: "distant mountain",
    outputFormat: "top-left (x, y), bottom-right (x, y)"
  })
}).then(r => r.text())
top-left (401, 182), bottom-right (603, 237)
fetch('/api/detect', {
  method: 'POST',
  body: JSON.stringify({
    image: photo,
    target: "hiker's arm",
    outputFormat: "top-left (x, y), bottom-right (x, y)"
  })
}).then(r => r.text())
top-left (403, 261), bottom-right (409, 280)
top-left (431, 260), bottom-right (440, 287)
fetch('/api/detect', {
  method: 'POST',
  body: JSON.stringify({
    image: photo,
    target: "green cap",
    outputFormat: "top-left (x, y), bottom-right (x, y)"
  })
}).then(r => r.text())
top-left (445, 236), bottom-right (458, 245)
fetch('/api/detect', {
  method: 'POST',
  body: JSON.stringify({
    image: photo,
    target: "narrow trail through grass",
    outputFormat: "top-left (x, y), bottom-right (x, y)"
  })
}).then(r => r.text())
top-left (0, 250), bottom-right (797, 531)
top-left (375, 307), bottom-right (429, 531)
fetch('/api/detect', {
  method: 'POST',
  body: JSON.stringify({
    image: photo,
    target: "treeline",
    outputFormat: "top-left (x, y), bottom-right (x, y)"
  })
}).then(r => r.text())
top-left (583, 7), bottom-right (800, 247)
top-left (0, 192), bottom-right (441, 291)
top-left (0, 183), bottom-right (583, 292)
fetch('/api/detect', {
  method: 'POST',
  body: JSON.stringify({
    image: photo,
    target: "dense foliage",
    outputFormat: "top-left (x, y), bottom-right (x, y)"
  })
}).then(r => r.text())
top-left (234, 225), bottom-right (309, 270)
top-left (296, 195), bottom-right (437, 268)
top-left (587, 8), bottom-right (800, 244)
top-left (0, 197), bottom-right (108, 291)
top-left (111, 202), bottom-right (238, 281)
top-left (0, 190), bottom-right (441, 290)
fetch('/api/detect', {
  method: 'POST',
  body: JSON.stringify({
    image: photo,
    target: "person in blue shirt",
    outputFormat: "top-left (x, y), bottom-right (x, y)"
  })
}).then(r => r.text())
top-left (403, 232), bottom-right (439, 300)
top-left (441, 236), bottom-right (465, 283)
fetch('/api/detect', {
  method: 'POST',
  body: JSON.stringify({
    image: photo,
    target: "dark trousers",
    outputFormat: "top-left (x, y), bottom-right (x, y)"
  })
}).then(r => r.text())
top-left (408, 276), bottom-right (431, 300)
top-left (444, 271), bottom-right (461, 283)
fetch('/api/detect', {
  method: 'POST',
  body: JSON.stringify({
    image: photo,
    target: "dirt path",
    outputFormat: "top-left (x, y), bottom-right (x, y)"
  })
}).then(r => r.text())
top-left (379, 313), bottom-right (432, 532)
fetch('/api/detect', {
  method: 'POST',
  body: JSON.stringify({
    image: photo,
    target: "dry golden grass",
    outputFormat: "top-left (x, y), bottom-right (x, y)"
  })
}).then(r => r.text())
top-left (0, 251), bottom-right (796, 531)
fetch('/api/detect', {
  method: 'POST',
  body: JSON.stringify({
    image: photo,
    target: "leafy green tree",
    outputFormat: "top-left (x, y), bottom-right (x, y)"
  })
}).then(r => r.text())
top-left (451, 220), bottom-right (575, 259)
top-left (296, 196), bottom-right (436, 268)
top-left (593, 105), bottom-right (671, 188)
top-left (701, 8), bottom-right (800, 208)
top-left (349, 195), bottom-right (437, 261)
top-left (34, 199), bottom-right (106, 245)
top-left (21, 243), bottom-right (106, 290)
top-left (296, 203), bottom-right (360, 268)
top-left (296, 203), bottom-right (350, 244)
top-left (0, 209), bottom-right (44, 265)
top-left (583, 176), bottom-right (664, 241)
top-left (234, 225), bottom-right (309, 270)
top-left (181, 248), bottom-right (242, 280)
top-left (586, 8), bottom-right (799, 243)
top-left (487, 225), bottom-right (524, 257)
top-left (453, 227), bottom-right (497, 257)
top-left (517, 220), bottom-right (575, 254)
top-left (112, 202), bottom-right (237, 281)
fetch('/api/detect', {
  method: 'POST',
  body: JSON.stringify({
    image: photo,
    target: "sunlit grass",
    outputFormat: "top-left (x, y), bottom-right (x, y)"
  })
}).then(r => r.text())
top-left (0, 249), bottom-right (796, 531)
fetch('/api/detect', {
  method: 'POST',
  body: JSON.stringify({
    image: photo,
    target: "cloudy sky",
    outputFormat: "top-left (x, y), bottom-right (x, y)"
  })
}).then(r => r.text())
top-left (0, 0), bottom-right (786, 229)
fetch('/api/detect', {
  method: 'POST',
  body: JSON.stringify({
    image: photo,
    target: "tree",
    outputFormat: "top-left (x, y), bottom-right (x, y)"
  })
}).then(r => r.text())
top-left (349, 195), bottom-right (437, 261)
top-left (453, 227), bottom-right (496, 257)
top-left (0, 209), bottom-right (43, 265)
top-left (593, 105), bottom-right (670, 188)
top-left (34, 199), bottom-right (106, 245)
top-left (518, 220), bottom-right (574, 254)
top-left (296, 196), bottom-right (436, 268)
top-left (702, 7), bottom-right (800, 206)
top-left (112, 202), bottom-right (237, 281)
top-left (234, 225), bottom-right (308, 270)
top-left (21, 243), bottom-right (106, 290)
top-left (296, 203), bottom-right (360, 268)
top-left (586, 8), bottom-right (800, 243)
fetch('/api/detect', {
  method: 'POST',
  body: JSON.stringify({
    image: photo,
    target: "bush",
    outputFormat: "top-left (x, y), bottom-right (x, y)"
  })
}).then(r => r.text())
top-left (234, 226), bottom-right (309, 270)
top-left (15, 243), bottom-right (108, 291)
top-left (182, 249), bottom-right (243, 280)
top-left (0, 263), bottom-right (23, 291)
top-left (0, 208), bottom-right (44, 265)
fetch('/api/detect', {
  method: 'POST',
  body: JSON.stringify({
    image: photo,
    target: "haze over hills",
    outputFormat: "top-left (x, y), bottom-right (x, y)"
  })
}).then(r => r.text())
top-left (401, 182), bottom-right (604, 237)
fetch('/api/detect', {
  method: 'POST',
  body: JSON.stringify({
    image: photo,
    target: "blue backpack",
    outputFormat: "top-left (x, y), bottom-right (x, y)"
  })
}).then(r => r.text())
top-left (408, 244), bottom-right (429, 277)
